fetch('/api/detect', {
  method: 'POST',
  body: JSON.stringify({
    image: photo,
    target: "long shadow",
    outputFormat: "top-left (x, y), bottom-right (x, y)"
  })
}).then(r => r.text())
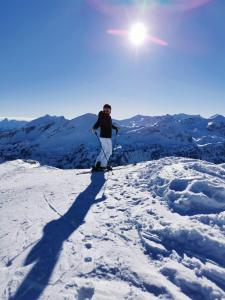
top-left (11, 172), bottom-right (106, 300)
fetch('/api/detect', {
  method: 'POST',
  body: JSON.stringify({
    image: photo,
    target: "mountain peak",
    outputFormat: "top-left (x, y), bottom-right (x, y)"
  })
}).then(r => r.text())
top-left (0, 118), bottom-right (28, 131)
top-left (173, 113), bottom-right (202, 120)
top-left (209, 114), bottom-right (225, 122)
top-left (28, 114), bottom-right (68, 126)
top-left (70, 113), bottom-right (97, 121)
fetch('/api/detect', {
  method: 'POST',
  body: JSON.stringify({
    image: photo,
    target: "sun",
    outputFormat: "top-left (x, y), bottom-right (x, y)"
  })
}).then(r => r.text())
top-left (128, 22), bottom-right (148, 47)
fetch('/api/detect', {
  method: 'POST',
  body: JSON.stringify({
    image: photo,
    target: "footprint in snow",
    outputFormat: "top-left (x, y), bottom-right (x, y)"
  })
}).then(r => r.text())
top-left (85, 242), bottom-right (92, 249)
top-left (117, 208), bottom-right (126, 212)
top-left (84, 257), bottom-right (92, 262)
top-left (77, 286), bottom-right (94, 300)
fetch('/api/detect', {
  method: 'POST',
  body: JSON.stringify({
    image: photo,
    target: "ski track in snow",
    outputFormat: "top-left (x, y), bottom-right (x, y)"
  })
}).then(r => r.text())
top-left (0, 157), bottom-right (225, 300)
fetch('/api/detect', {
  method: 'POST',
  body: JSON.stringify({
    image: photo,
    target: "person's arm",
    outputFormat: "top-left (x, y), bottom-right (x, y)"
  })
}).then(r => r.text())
top-left (112, 123), bottom-right (119, 134)
top-left (92, 112), bottom-right (101, 131)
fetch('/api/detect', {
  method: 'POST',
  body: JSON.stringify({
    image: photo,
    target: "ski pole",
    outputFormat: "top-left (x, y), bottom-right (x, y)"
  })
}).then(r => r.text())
top-left (95, 132), bottom-right (109, 164)
top-left (113, 132), bottom-right (118, 151)
top-left (107, 131), bottom-right (118, 167)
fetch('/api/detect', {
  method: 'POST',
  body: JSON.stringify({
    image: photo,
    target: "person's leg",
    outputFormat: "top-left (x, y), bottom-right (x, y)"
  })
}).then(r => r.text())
top-left (95, 149), bottom-right (104, 168)
top-left (105, 138), bottom-right (112, 166)
top-left (100, 138), bottom-right (109, 167)
top-left (95, 138), bottom-right (108, 168)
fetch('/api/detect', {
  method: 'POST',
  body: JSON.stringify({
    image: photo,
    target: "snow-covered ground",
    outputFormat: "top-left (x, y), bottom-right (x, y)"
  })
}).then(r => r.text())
top-left (1, 157), bottom-right (225, 299)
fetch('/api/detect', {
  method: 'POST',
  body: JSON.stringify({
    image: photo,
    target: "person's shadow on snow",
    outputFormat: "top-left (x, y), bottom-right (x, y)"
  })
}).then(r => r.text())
top-left (11, 172), bottom-right (106, 300)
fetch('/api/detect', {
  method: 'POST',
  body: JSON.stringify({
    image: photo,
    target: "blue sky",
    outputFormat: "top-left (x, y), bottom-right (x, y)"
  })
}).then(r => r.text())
top-left (0, 0), bottom-right (224, 120)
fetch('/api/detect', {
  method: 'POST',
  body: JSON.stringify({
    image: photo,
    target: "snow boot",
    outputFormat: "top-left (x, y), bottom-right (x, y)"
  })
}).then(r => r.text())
top-left (92, 162), bottom-right (105, 172)
top-left (95, 161), bottom-right (101, 169)
top-left (107, 165), bottom-right (113, 171)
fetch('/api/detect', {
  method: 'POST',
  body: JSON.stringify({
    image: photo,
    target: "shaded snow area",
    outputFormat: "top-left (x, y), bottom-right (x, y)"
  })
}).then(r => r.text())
top-left (1, 157), bottom-right (225, 300)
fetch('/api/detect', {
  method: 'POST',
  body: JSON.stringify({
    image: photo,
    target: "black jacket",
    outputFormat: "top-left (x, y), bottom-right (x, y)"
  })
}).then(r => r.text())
top-left (93, 111), bottom-right (118, 138)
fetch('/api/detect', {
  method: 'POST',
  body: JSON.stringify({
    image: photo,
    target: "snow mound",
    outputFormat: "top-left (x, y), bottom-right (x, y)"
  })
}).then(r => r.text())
top-left (1, 157), bottom-right (225, 299)
top-left (142, 158), bottom-right (225, 215)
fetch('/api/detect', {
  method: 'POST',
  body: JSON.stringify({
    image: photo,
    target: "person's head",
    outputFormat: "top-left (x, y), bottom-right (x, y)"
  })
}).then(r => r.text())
top-left (103, 104), bottom-right (111, 115)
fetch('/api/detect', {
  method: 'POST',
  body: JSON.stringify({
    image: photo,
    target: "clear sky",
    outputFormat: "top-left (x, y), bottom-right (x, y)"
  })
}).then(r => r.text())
top-left (0, 0), bottom-right (224, 120)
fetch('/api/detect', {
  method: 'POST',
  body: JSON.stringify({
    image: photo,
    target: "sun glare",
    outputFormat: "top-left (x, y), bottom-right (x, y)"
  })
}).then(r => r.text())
top-left (129, 22), bottom-right (148, 47)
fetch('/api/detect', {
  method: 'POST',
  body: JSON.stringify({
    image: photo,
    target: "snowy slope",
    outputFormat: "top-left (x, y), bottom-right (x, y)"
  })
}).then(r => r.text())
top-left (1, 157), bottom-right (225, 299)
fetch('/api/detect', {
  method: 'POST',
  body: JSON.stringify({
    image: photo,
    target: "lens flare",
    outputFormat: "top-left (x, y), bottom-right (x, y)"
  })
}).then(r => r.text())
top-left (107, 25), bottom-right (168, 48)
top-left (128, 22), bottom-right (148, 47)
top-left (88, 0), bottom-right (213, 16)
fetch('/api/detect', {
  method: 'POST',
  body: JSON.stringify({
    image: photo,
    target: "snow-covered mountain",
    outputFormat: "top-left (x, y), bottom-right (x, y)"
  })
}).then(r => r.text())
top-left (0, 118), bottom-right (28, 132)
top-left (1, 157), bottom-right (225, 299)
top-left (0, 113), bottom-right (224, 168)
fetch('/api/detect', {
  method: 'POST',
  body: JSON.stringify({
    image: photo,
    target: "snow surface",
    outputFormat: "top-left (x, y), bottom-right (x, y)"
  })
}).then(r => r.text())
top-left (1, 157), bottom-right (225, 299)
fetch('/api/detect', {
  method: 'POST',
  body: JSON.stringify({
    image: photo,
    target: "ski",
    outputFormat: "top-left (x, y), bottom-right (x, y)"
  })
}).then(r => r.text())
top-left (76, 164), bottom-right (137, 175)
top-left (76, 166), bottom-right (113, 175)
top-left (76, 170), bottom-right (112, 175)
top-left (76, 170), bottom-right (93, 175)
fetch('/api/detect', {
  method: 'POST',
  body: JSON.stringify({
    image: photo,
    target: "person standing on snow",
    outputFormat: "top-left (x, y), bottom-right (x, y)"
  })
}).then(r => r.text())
top-left (92, 104), bottom-right (119, 170)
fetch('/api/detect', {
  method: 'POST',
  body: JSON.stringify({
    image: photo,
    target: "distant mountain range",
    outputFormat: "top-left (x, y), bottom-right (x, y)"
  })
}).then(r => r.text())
top-left (0, 113), bottom-right (225, 168)
top-left (0, 118), bottom-right (27, 131)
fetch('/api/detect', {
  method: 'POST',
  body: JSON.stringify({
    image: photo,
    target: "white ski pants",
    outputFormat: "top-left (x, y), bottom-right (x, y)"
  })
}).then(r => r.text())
top-left (96, 138), bottom-right (112, 167)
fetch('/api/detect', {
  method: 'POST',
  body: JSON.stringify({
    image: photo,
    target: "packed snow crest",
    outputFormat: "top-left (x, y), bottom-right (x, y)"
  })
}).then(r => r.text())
top-left (1, 157), bottom-right (225, 299)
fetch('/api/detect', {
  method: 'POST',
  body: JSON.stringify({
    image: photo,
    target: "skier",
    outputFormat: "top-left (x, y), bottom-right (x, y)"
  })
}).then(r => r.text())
top-left (92, 104), bottom-right (119, 171)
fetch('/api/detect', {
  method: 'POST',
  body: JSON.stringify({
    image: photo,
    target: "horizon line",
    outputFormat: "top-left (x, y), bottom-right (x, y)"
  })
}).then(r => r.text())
top-left (0, 112), bottom-right (224, 122)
